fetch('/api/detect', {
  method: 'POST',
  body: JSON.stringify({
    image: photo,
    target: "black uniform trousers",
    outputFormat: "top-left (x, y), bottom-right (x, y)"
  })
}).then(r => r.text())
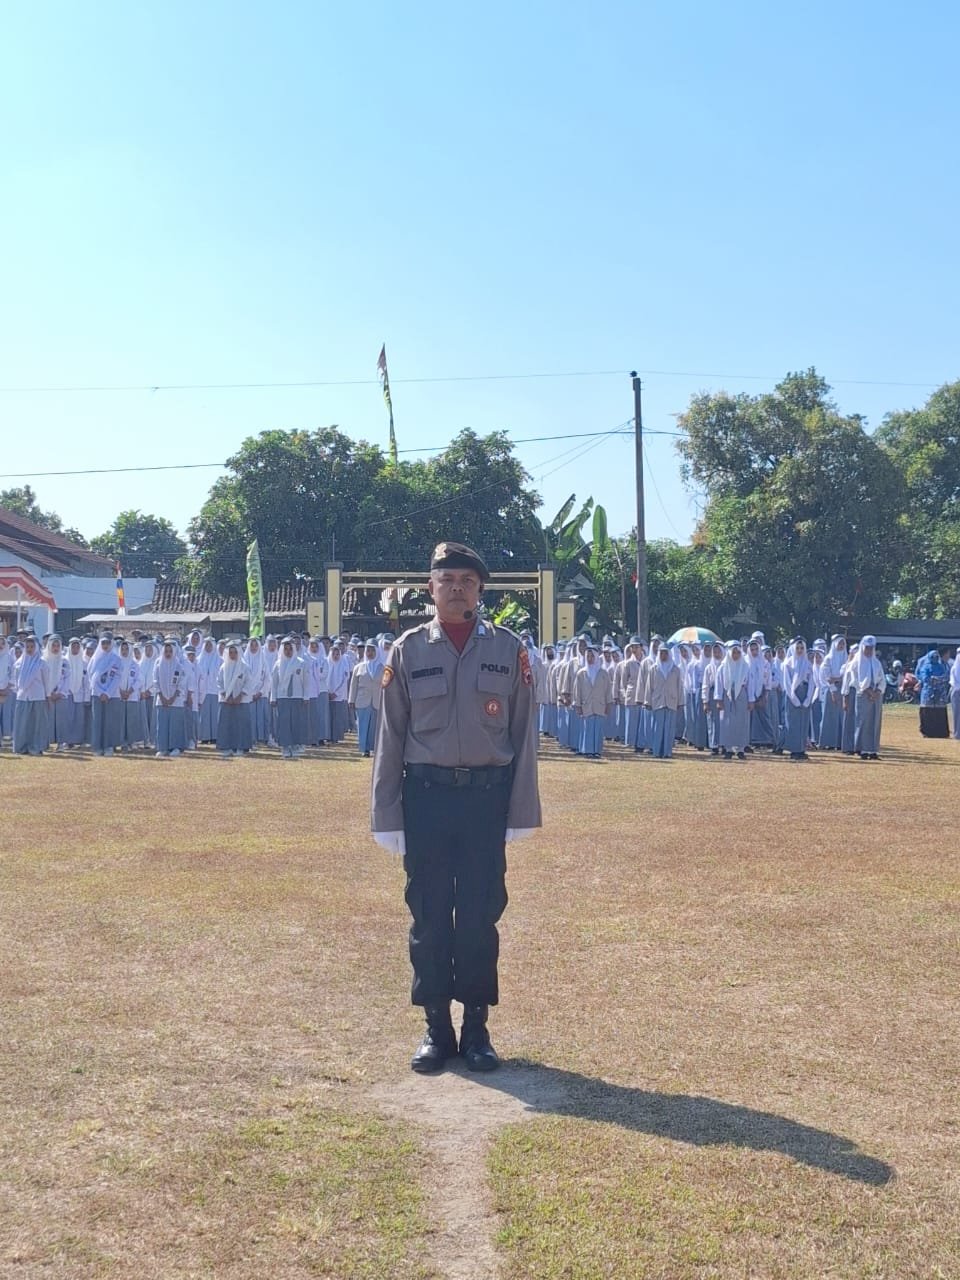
top-left (401, 774), bottom-right (509, 1007)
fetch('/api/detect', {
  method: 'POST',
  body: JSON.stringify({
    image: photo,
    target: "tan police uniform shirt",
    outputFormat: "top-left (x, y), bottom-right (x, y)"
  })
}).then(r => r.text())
top-left (371, 617), bottom-right (542, 833)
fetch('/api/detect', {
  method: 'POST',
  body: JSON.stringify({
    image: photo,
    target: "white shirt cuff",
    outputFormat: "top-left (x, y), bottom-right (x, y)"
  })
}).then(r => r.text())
top-left (373, 831), bottom-right (406, 856)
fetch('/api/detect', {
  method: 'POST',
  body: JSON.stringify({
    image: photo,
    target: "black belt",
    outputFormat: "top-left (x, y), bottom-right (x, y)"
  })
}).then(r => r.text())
top-left (404, 762), bottom-right (513, 789)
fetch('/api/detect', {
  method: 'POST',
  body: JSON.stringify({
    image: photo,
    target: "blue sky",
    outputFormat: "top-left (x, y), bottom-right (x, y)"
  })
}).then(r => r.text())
top-left (2, 1), bottom-right (957, 557)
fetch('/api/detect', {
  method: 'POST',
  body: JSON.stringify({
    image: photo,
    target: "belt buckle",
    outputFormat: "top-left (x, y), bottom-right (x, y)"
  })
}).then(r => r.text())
top-left (452, 767), bottom-right (470, 787)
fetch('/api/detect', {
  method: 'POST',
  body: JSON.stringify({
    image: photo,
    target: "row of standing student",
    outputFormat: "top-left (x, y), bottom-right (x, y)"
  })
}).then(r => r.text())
top-left (0, 631), bottom-right (387, 759)
top-left (531, 632), bottom-right (888, 761)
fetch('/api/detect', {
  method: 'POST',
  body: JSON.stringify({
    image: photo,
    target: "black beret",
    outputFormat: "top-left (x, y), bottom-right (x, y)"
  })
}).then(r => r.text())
top-left (430, 541), bottom-right (489, 581)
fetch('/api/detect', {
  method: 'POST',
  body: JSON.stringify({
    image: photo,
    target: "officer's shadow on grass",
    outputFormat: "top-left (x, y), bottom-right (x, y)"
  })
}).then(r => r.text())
top-left (465, 1059), bottom-right (894, 1186)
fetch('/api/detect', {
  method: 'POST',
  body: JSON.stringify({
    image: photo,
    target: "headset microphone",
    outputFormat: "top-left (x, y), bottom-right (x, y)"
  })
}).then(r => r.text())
top-left (462, 609), bottom-right (474, 621)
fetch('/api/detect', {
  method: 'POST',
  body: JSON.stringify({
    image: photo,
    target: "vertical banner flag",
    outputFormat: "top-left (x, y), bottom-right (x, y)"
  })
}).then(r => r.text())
top-left (115, 562), bottom-right (126, 617)
top-left (246, 539), bottom-right (266, 639)
top-left (377, 343), bottom-right (398, 464)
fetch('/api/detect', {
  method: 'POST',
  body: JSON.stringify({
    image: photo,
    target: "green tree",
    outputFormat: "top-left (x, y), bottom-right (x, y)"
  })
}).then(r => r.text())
top-left (185, 426), bottom-right (543, 595)
top-left (401, 429), bottom-right (543, 570)
top-left (678, 371), bottom-right (907, 636)
top-left (0, 484), bottom-right (88, 546)
top-left (90, 510), bottom-right (187, 580)
top-left (590, 533), bottom-right (724, 635)
top-left (876, 380), bottom-right (960, 616)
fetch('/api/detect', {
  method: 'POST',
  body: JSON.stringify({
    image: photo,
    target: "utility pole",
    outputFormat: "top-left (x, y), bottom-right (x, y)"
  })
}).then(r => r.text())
top-left (632, 372), bottom-right (649, 638)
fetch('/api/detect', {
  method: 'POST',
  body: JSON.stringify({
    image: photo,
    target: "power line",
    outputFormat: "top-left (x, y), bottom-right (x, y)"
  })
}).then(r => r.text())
top-left (642, 443), bottom-right (686, 540)
top-left (0, 369), bottom-right (629, 394)
top-left (0, 367), bottom-right (944, 395)
top-left (0, 461), bottom-right (227, 480)
top-left (537, 427), bottom-right (626, 481)
top-left (632, 369), bottom-right (942, 389)
top-left (0, 426), bottom-right (684, 482)
top-left (529, 422), bottom-right (632, 476)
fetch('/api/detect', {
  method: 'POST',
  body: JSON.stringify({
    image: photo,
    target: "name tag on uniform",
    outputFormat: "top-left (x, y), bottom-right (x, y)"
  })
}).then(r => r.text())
top-left (480, 663), bottom-right (510, 675)
top-left (411, 666), bottom-right (444, 679)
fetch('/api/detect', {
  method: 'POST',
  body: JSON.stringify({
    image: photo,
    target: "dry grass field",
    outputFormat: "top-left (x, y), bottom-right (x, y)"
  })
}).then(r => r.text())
top-left (1, 704), bottom-right (958, 1279)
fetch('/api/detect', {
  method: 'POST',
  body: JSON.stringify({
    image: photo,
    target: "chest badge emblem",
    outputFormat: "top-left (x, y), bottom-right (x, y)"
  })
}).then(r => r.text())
top-left (484, 697), bottom-right (502, 717)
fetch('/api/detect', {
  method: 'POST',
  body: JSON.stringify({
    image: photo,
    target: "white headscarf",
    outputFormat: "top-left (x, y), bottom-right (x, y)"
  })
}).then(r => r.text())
top-left (118, 641), bottom-right (135, 692)
top-left (42, 634), bottom-right (63, 663)
top-left (155, 644), bottom-right (186, 700)
top-left (820, 634), bottom-right (847, 683)
top-left (854, 637), bottom-right (884, 693)
top-left (221, 644), bottom-right (245, 698)
top-left (198, 636), bottom-right (220, 681)
top-left (327, 645), bottom-right (349, 692)
top-left (719, 643), bottom-right (749, 699)
top-left (783, 641), bottom-right (814, 705)
top-left (276, 642), bottom-right (300, 695)
top-left (655, 647), bottom-right (676, 676)
top-left (140, 641), bottom-right (158, 692)
top-left (361, 642), bottom-right (384, 682)
top-left (66, 639), bottom-right (86, 697)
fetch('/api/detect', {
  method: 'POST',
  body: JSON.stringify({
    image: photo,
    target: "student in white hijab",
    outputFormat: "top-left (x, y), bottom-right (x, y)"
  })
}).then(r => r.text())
top-left (746, 638), bottom-right (772, 750)
top-left (548, 641), bottom-right (566, 745)
top-left (216, 642), bottom-right (254, 757)
top-left (646, 642), bottom-right (684, 759)
top-left (701, 640), bottom-right (725, 755)
top-left (271, 635), bottom-right (309, 759)
top-left (139, 640), bottom-right (158, 748)
top-left (685, 642), bottom-right (710, 751)
top-left (852, 635), bottom-right (884, 759)
top-left (573, 642), bottom-right (611, 758)
top-left (87, 635), bottom-right (125, 756)
top-left (181, 645), bottom-right (202, 750)
top-left (151, 639), bottom-right (190, 757)
top-left (196, 637), bottom-right (221, 743)
top-left (117, 639), bottom-right (143, 750)
top-left (42, 634), bottom-right (70, 750)
top-left (57, 637), bottom-right (89, 748)
top-left (304, 636), bottom-right (331, 746)
top-left (782, 638), bottom-right (816, 760)
top-left (818, 634), bottom-right (847, 750)
top-left (616, 638), bottom-right (643, 752)
top-left (634, 635), bottom-right (663, 755)
top-left (13, 635), bottom-right (50, 755)
top-left (537, 644), bottom-right (558, 737)
top-left (809, 640), bottom-right (827, 748)
top-left (326, 641), bottom-right (351, 743)
top-left (262, 635), bottom-right (281, 743)
top-left (600, 643), bottom-right (620, 741)
top-left (769, 643), bottom-right (787, 752)
top-left (556, 643), bottom-right (579, 752)
top-left (244, 637), bottom-right (271, 744)
top-left (716, 640), bottom-right (751, 759)
top-left (348, 639), bottom-right (384, 756)
top-left (840, 644), bottom-right (859, 755)
top-left (673, 643), bottom-right (691, 743)
top-left (0, 634), bottom-right (15, 747)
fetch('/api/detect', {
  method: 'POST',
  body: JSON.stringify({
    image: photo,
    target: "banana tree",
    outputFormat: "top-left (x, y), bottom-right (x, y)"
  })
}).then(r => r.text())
top-left (542, 494), bottom-right (610, 585)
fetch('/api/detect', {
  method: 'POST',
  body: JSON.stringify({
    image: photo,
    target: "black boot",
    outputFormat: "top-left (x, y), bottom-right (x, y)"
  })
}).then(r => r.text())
top-left (411, 1003), bottom-right (457, 1074)
top-left (459, 1004), bottom-right (500, 1072)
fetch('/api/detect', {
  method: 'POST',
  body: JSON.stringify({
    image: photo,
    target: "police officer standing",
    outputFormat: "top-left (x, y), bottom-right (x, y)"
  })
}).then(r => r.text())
top-left (371, 542), bottom-right (542, 1073)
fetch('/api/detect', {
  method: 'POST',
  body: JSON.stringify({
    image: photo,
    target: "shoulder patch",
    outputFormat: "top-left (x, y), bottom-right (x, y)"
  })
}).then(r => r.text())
top-left (518, 646), bottom-right (533, 686)
top-left (381, 666), bottom-right (395, 688)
